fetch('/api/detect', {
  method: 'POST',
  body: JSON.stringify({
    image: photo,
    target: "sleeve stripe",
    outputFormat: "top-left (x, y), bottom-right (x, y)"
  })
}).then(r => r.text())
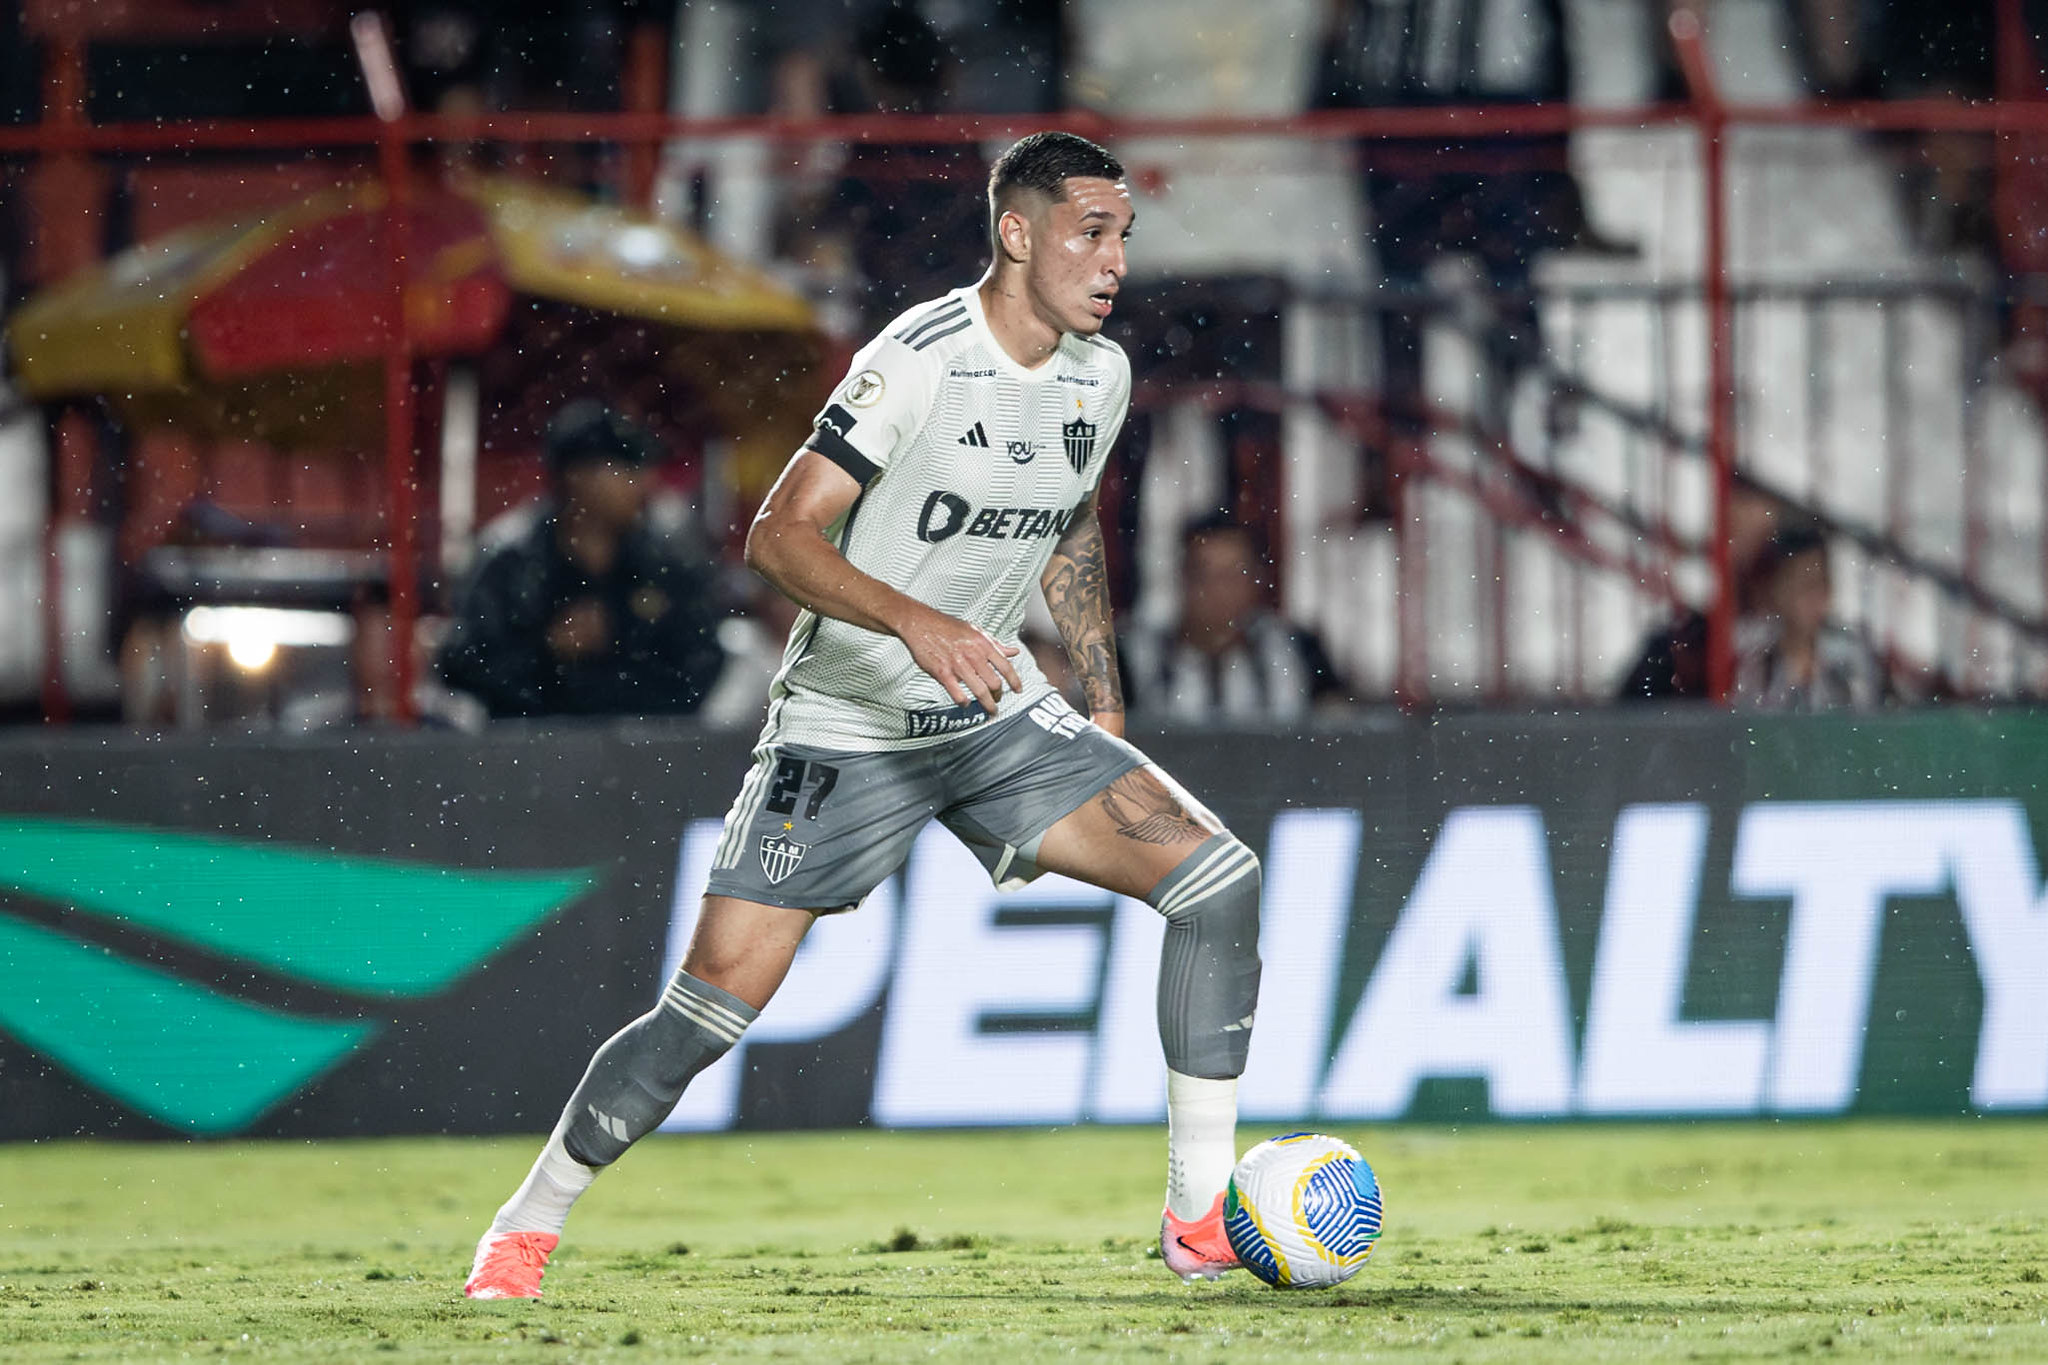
top-left (890, 301), bottom-right (953, 341)
top-left (910, 316), bottom-right (973, 351)
top-left (804, 426), bottom-right (882, 486)
top-left (898, 302), bottom-right (968, 348)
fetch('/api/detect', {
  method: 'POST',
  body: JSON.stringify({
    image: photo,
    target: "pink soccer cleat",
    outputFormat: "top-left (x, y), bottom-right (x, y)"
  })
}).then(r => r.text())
top-left (1160, 1193), bottom-right (1242, 1282)
top-left (464, 1230), bottom-right (559, 1300)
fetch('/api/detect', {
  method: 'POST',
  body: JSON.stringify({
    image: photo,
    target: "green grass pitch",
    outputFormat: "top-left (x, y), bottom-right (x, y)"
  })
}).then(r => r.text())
top-left (1, 1121), bottom-right (2044, 1362)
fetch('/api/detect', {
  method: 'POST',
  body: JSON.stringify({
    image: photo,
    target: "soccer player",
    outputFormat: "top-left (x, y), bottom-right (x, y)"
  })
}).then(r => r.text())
top-left (464, 131), bottom-right (1263, 1299)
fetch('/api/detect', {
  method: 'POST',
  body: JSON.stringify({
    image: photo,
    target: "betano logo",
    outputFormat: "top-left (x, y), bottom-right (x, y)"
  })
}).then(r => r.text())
top-left (0, 818), bottom-right (592, 1135)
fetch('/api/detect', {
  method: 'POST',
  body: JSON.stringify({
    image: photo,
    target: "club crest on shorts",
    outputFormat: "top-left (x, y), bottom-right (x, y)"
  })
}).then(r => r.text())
top-left (759, 832), bottom-right (808, 884)
top-left (1062, 412), bottom-right (1096, 474)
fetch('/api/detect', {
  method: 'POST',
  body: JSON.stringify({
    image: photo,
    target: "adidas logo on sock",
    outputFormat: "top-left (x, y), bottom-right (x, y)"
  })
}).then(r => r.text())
top-left (957, 422), bottom-right (990, 448)
top-left (587, 1104), bottom-right (629, 1142)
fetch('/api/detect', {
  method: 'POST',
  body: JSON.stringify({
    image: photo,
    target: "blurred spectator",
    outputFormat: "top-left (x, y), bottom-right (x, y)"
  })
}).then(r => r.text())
top-left (1853, 0), bottom-right (1994, 100)
top-left (1120, 514), bottom-right (1349, 724)
top-left (1829, 0), bottom-right (1999, 260)
top-left (399, 0), bottom-right (660, 114)
top-left (1616, 480), bottom-right (1782, 702)
top-left (1317, 0), bottom-right (1622, 428)
top-left (1733, 524), bottom-right (1885, 712)
top-left (754, 0), bottom-right (1048, 308)
top-left (754, 0), bottom-right (1063, 118)
top-left (827, 2), bottom-right (992, 335)
top-left (436, 401), bottom-right (726, 719)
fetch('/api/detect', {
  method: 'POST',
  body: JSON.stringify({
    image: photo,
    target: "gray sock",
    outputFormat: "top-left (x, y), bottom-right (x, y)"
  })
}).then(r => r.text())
top-left (1148, 833), bottom-right (1263, 1079)
top-left (560, 969), bottom-right (758, 1167)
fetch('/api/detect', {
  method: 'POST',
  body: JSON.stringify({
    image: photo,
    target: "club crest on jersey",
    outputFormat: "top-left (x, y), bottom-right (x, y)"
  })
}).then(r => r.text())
top-left (1062, 413), bottom-right (1097, 474)
top-left (759, 833), bottom-right (808, 884)
top-left (843, 370), bottom-right (886, 408)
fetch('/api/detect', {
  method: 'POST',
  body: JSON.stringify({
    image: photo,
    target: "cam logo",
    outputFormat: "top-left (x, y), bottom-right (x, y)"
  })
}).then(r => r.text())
top-left (760, 833), bottom-right (808, 884)
top-left (1062, 412), bottom-right (1096, 473)
top-left (0, 818), bottom-right (592, 1135)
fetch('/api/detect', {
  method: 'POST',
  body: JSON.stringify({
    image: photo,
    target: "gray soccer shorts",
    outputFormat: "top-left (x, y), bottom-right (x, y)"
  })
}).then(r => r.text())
top-left (702, 692), bottom-right (1147, 912)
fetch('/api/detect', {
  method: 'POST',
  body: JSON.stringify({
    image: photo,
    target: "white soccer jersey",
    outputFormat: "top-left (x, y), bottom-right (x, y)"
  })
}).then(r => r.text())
top-left (760, 284), bottom-right (1132, 751)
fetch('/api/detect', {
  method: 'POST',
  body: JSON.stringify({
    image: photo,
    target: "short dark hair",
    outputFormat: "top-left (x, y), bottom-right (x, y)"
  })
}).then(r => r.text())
top-left (857, 1), bottom-right (948, 95)
top-left (1183, 510), bottom-right (1251, 546)
top-left (1758, 522), bottom-right (1829, 579)
top-left (986, 131), bottom-right (1125, 253)
top-left (545, 400), bottom-right (660, 475)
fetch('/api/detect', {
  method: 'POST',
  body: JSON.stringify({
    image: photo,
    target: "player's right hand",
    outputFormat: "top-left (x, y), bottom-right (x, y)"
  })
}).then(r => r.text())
top-left (895, 604), bottom-right (1024, 715)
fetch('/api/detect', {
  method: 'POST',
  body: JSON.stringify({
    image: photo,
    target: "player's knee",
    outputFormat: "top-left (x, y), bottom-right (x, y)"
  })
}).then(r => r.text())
top-left (1149, 833), bottom-right (1261, 945)
top-left (1149, 834), bottom-right (1262, 1080)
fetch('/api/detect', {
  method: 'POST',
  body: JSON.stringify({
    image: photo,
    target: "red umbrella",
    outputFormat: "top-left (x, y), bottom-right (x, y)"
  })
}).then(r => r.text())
top-left (9, 182), bottom-right (509, 413)
top-left (185, 186), bottom-right (507, 378)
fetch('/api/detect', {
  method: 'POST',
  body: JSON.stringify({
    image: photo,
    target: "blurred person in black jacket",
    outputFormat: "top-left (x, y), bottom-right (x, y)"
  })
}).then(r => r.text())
top-left (829, 2), bottom-right (991, 336)
top-left (437, 401), bottom-right (726, 718)
top-left (1732, 523), bottom-right (1886, 712)
top-left (1617, 479), bottom-right (1783, 702)
top-left (1120, 513), bottom-right (1350, 724)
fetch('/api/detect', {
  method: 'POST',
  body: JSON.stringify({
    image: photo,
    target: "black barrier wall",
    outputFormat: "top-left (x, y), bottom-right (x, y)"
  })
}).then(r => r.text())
top-left (1, 711), bottom-right (2044, 1140)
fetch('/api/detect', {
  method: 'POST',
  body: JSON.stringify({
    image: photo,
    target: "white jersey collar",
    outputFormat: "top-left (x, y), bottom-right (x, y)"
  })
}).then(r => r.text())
top-left (961, 284), bottom-right (1070, 384)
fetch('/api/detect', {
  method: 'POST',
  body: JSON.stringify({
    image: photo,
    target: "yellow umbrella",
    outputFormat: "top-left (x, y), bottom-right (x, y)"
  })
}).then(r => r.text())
top-left (458, 176), bottom-right (825, 499)
top-left (5, 175), bottom-right (825, 472)
top-left (463, 176), bottom-right (813, 331)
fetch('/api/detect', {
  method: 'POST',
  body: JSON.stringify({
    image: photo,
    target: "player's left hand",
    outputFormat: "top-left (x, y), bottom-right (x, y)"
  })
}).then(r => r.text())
top-left (894, 602), bottom-right (1025, 714)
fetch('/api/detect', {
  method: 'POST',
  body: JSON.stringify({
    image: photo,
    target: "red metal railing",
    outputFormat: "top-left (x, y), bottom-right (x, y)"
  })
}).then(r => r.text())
top-left (7, 2), bottom-right (2048, 718)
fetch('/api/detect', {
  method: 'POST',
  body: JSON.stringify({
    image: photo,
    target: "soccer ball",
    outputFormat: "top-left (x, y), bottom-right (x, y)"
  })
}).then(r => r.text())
top-left (1222, 1132), bottom-right (1383, 1289)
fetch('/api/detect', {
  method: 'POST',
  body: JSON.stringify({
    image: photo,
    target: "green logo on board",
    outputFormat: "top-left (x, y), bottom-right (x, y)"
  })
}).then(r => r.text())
top-left (0, 819), bottom-right (592, 1134)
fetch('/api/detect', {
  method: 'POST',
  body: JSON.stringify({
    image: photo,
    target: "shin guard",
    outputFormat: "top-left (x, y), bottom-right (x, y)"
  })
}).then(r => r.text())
top-left (1148, 833), bottom-right (1262, 1079)
top-left (560, 970), bottom-right (757, 1167)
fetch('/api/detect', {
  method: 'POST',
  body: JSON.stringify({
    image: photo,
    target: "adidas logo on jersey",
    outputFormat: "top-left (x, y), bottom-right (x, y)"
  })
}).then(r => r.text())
top-left (957, 423), bottom-right (990, 448)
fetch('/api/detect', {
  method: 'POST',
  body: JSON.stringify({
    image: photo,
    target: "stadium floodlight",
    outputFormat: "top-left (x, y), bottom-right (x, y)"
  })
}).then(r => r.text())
top-left (349, 12), bottom-right (408, 124)
top-left (181, 606), bottom-right (354, 674)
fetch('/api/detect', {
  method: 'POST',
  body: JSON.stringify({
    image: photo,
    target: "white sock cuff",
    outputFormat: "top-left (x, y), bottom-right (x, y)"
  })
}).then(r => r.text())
top-left (538, 1132), bottom-right (597, 1192)
top-left (1164, 1070), bottom-right (1239, 1223)
top-left (489, 1131), bottom-right (597, 1237)
top-left (1167, 1070), bottom-right (1238, 1124)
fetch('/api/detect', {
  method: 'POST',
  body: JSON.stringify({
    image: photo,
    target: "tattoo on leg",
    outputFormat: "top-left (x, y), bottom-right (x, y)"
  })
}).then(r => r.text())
top-left (1097, 770), bottom-right (1208, 846)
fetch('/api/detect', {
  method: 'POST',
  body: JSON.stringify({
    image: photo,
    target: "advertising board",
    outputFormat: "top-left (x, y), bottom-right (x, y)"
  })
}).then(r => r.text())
top-left (1, 713), bottom-right (2040, 1138)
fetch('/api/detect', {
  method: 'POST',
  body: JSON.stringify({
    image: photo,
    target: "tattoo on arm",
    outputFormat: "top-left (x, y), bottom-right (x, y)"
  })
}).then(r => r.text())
top-left (1097, 770), bottom-right (1209, 846)
top-left (1042, 508), bottom-right (1124, 717)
